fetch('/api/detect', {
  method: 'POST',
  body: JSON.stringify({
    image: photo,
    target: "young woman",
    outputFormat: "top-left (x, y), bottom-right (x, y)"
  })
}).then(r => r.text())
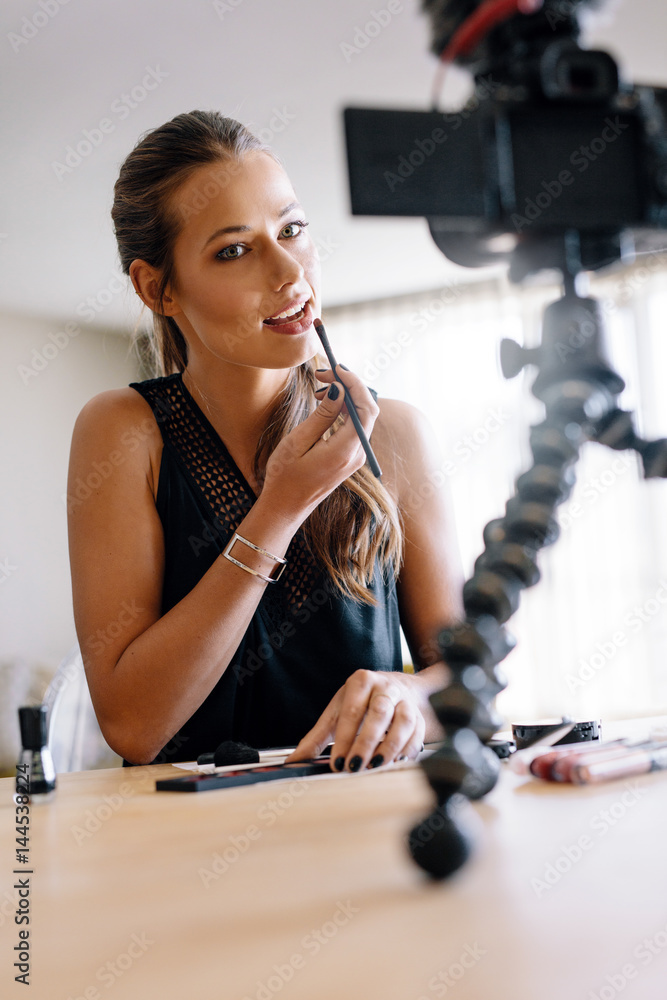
top-left (67, 111), bottom-right (462, 769)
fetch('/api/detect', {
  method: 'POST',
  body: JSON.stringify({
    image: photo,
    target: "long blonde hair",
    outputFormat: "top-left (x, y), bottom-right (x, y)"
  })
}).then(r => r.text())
top-left (111, 110), bottom-right (402, 602)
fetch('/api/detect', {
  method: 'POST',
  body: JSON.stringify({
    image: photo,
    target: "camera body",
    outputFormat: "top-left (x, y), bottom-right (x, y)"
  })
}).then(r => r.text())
top-left (344, 0), bottom-right (667, 279)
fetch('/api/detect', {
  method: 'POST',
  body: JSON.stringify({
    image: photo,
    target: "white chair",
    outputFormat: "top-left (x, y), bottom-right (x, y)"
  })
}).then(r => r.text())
top-left (44, 645), bottom-right (121, 771)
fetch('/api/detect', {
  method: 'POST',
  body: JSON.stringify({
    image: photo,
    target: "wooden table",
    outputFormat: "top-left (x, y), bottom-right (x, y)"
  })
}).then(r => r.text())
top-left (2, 740), bottom-right (667, 1000)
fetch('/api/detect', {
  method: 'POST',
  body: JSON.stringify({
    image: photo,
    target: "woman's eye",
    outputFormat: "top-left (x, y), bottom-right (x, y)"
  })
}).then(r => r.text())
top-left (216, 244), bottom-right (247, 261)
top-left (280, 220), bottom-right (309, 239)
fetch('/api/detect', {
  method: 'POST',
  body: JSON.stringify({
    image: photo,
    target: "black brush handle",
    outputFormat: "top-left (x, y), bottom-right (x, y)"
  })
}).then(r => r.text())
top-left (314, 318), bottom-right (382, 479)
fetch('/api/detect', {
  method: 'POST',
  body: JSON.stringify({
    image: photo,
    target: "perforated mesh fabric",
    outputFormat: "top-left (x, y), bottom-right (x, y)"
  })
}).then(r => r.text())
top-left (133, 373), bottom-right (323, 615)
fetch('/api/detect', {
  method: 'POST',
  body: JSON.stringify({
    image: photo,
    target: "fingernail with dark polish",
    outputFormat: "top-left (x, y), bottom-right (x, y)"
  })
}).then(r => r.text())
top-left (338, 364), bottom-right (350, 371)
top-left (334, 756), bottom-right (345, 771)
top-left (328, 384), bottom-right (340, 400)
top-left (370, 754), bottom-right (384, 768)
top-left (348, 755), bottom-right (362, 772)
top-left (316, 368), bottom-right (329, 372)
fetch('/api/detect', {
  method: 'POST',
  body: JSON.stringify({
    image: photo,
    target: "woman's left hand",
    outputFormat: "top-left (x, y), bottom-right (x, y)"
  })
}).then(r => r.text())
top-left (285, 668), bottom-right (431, 771)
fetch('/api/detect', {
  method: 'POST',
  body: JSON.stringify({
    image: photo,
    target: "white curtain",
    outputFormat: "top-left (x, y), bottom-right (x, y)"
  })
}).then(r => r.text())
top-left (322, 255), bottom-right (667, 726)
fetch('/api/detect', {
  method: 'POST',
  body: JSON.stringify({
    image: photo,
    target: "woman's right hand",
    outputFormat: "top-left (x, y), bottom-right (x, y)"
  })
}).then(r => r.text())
top-left (261, 365), bottom-right (379, 524)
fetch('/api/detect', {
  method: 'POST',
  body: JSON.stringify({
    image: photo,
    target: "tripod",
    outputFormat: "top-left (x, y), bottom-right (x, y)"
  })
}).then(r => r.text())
top-left (408, 242), bottom-right (667, 878)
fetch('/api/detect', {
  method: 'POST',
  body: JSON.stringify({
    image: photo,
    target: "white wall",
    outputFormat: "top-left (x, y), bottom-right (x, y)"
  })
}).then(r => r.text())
top-left (0, 311), bottom-right (139, 673)
top-left (3, 0), bottom-right (666, 322)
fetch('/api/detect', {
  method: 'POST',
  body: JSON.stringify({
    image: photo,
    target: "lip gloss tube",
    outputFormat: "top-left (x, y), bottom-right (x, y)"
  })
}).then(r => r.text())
top-left (510, 740), bottom-right (625, 781)
top-left (549, 741), bottom-right (631, 782)
top-left (571, 743), bottom-right (667, 785)
top-left (530, 745), bottom-right (586, 781)
top-left (508, 743), bottom-right (574, 777)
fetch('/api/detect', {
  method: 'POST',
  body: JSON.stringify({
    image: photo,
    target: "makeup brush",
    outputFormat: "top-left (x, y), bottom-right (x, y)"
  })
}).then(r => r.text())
top-left (196, 741), bottom-right (259, 767)
top-left (313, 317), bottom-right (382, 479)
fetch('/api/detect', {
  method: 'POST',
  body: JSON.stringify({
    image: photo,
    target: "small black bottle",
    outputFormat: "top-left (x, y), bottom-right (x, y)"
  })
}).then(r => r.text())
top-left (17, 705), bottom-right (56, 801)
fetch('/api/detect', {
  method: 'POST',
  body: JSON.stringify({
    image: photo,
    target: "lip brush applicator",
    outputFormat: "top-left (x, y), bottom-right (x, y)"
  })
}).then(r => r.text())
top-left (314, 317), bottom-right (382, 479)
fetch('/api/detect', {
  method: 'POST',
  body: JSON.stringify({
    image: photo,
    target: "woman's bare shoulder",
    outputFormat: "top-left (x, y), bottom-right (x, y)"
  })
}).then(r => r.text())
top-left (373, 397), bottom-right (442, 500)
top-left (75, 385), bottom-right (153, 424)
top-left (374, 396), bottom-right (437, 456)
top-left (376, 396), bottom-right (430, 433)
top-left (73, 386), bottom-right (160, 443)
top-left (70, 386), bottom-right (163, 493)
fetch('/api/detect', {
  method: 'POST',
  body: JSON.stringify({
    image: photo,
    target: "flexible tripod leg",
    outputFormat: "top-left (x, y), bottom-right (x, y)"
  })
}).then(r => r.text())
top-left (409, 281), bottom-right (631, 877)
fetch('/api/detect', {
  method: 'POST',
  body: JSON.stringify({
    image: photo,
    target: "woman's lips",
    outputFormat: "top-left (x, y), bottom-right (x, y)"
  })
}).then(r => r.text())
top-left (262, 301), bottom-right (314, 335)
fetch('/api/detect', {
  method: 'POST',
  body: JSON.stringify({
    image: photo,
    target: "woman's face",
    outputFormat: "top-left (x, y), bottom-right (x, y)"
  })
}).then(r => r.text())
top-left (165, 151), bottom-right (321, 372)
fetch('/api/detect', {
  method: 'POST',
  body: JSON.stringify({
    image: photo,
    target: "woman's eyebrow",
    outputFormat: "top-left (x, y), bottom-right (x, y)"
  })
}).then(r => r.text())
top-left (278, 200), bottom-right (300, 217)
top-left (201, 202), bottom-right (301, 252)
top-left (201, 223), bottom-right (251, 250)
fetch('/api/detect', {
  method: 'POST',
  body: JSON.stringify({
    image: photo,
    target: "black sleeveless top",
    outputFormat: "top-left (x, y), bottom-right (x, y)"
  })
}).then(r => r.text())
top-left (127, 373), bottom-right (403, 764)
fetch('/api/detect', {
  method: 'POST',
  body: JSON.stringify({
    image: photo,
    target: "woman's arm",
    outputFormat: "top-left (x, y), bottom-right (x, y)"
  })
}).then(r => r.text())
top-left (68, 373), bottom-right (377, 764)
top-left (287, 397), bottom-right (464, 768)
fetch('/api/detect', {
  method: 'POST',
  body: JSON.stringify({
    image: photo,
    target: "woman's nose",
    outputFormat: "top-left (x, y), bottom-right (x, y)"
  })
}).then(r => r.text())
top-left (269, 242), bottom-right (305, 289)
